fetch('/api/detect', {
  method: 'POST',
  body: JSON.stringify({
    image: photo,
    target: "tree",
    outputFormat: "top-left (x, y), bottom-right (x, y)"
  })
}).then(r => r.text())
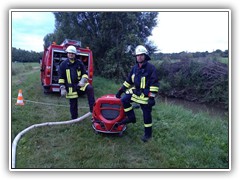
top-left (43, 33), bottom-right (56, 49)
top-left (45, 11), bottom-right (158, 80)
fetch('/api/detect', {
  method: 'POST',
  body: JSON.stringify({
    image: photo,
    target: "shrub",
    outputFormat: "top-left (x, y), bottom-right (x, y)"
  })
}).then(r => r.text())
top-left (155, 59), bottom-right (228, 109)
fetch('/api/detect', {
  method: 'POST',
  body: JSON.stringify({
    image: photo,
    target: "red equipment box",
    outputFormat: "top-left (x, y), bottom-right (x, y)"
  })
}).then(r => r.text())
top-left (92, 94), bottom-right (126, 135)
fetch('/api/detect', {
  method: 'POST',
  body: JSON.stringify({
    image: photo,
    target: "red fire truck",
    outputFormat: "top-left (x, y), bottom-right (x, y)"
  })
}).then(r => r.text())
top-left (40, 39), bottom-right (94, 93)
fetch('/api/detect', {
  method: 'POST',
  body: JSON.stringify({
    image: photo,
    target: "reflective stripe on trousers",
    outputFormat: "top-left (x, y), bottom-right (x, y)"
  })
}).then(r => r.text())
top-left (121, 94), bottom-right (152, 125)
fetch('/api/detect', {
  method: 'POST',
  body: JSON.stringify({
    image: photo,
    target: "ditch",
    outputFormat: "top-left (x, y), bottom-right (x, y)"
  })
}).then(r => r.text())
top-left (161, 96), bottom-right (229, 119)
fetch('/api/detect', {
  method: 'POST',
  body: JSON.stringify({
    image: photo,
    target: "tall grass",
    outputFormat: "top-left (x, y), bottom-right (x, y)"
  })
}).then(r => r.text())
top-left (11, 62), bottom-right (38, 76)
top-left (11, 63), bottom-right (229, 169)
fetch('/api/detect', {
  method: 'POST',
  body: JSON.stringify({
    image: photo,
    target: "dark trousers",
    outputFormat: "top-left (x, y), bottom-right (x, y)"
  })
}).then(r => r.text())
top-left (69, 84), bottom-right (95, 119)
top-left (121, 94), bottom-right (152, 127)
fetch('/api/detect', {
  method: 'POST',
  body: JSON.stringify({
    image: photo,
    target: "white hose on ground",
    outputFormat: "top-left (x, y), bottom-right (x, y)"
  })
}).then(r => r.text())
top-left (11, 112), bottom-right (92, 169)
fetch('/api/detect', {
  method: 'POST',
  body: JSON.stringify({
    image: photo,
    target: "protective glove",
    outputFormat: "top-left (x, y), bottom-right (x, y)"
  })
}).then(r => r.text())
top-left (116, 86), bottom-right (125, 99)
top-left (148, 97), bottom-right (155, 107)
top-left (60, 85), bottom-right (67, 96)
top-left (78, 77), bottom-right (88, 87)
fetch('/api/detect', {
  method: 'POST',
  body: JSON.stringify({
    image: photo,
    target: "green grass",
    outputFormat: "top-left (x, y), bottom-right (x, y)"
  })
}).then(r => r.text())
top-left (218, 57), bottom-right (229, 64)
top-left (11, 63), bottom-right (229, 169)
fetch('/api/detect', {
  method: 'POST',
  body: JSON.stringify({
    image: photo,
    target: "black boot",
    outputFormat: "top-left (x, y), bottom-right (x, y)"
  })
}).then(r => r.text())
top-left (125, 109), bottom-right (136, 124)
top-left (141, 127), bottom-right (152, 142)
top-left (115, 116), bottom-right (136, 129)
top-left (115, 117), bottom-right (131, 127)
top-left (121, 116), bottom-right (136, 124)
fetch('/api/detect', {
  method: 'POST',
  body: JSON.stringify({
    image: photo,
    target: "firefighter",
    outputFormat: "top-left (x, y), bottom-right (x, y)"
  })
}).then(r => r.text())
top-left (58, 45), bottom-right (95, 119)
top-left (115, 45), bottom-right (159, 142)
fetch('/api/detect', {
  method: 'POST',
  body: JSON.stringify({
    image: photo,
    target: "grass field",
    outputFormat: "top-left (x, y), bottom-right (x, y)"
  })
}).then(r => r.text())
top-left (11, 63), bottom-right (229, 170)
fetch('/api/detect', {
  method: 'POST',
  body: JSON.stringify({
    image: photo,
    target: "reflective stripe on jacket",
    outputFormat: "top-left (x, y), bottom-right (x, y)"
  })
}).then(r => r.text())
top-left (58, 59), bottom-right (88, 99)
top-left (123, 61), bottom-right (159, 104)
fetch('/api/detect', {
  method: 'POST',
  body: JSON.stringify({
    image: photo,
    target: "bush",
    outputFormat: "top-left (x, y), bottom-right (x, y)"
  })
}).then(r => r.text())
top-left (155, 59), bottom-right (228, 109)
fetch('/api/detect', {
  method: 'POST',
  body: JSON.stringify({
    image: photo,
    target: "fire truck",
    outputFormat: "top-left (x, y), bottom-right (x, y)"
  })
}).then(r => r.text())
top-left (40, 39), bottom-right (94, 93)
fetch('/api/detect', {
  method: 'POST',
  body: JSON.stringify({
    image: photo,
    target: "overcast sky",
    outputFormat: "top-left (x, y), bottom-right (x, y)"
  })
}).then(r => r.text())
top-left (11, 10), bottom-right (229, 53)
top-left (11, 11), bottom-right (55, 52)
top-left (149, 11), bottom-right (229, 53)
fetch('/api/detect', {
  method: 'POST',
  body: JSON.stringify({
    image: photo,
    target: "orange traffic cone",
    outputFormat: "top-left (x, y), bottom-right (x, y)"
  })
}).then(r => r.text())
top-left (15, 89), bottom-right (24, 106)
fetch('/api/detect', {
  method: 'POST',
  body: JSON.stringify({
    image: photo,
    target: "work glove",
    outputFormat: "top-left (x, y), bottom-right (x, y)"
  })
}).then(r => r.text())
top-left (78, 77), bottom-right (88, 87)
top-left (60, 85), bottom-right (67, 96)
top-left (148, 97), bottom-right (155, 107)
top-left (116, 86), bottom-right (125, 99)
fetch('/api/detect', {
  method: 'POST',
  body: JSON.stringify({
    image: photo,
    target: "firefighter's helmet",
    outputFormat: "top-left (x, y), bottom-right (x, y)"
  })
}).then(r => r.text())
top-left (135, 45), bottom-right (151, 60)
top-left (66, 45), bottom-right (77, 54)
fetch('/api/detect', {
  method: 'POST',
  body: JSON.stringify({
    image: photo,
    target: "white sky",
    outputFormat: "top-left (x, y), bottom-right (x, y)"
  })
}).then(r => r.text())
top-left (149, 11), bottom-right (229, 53)
top-left (11, 10), bottom-right (229, 53)
top-left (11, 11), bottom-right (55, 52)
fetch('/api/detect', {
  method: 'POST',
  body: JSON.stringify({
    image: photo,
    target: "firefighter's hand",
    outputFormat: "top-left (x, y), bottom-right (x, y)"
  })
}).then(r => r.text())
top-left (116, 87), bottom-right (124, 99)
top-left (116, 86), bottom-right (126, 98)
top-left (148, 97), bottom-right (155, 107)
top-left (60, 85), bottom-right (67, 96)
top-left (115, 90), bottom-right (122, 99)
top-left (78, 77), bottom-right (87, 87)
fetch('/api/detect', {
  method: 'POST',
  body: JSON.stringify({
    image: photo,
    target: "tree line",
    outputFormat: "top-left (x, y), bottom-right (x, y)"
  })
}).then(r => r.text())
top-left (152, 49), bottom-right (228, 61)
top-left (12, 47), bottom-right (42, 63)
top-left (11, 46), bottom-right (228, 65)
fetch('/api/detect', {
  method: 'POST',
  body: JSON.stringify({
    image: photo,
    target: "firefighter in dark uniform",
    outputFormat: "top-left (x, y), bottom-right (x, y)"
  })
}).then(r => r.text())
top-left (58, 45), bottom-right (95, 119)
top-left (116, 45), bottom-right (159, 142)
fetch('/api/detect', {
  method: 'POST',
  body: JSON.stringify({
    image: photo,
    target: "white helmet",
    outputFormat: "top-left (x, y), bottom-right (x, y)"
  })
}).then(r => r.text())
top-left (135, 45), bottom-right (150, 60)
top-left (66, 45), bottom-right (77, 54)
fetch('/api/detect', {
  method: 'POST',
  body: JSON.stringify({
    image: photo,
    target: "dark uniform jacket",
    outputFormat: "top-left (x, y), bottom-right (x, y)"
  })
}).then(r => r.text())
top-left (122, 61), bottom-right (159, 104)
top-left (58, 59), bottom-right (89, 99)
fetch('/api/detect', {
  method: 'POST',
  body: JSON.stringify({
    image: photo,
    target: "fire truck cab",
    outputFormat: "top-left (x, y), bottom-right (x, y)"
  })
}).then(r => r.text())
top-left (40, 39), bottom-right (94, 93)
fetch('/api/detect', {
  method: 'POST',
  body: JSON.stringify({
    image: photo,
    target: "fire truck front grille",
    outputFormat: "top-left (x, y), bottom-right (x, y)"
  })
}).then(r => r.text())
top-left (101, 104), bottom-right (121, 120)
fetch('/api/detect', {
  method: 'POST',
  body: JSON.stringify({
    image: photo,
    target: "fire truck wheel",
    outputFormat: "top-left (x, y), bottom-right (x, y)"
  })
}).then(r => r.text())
top-left (118, 132), bottom-right (124, 137)
top-left (43, 87), bottom-right (50, 94)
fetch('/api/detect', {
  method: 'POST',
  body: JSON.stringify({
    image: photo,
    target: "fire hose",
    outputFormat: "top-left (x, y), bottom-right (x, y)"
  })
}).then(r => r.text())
top-left (11, 112), bottom-right (92, 169)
